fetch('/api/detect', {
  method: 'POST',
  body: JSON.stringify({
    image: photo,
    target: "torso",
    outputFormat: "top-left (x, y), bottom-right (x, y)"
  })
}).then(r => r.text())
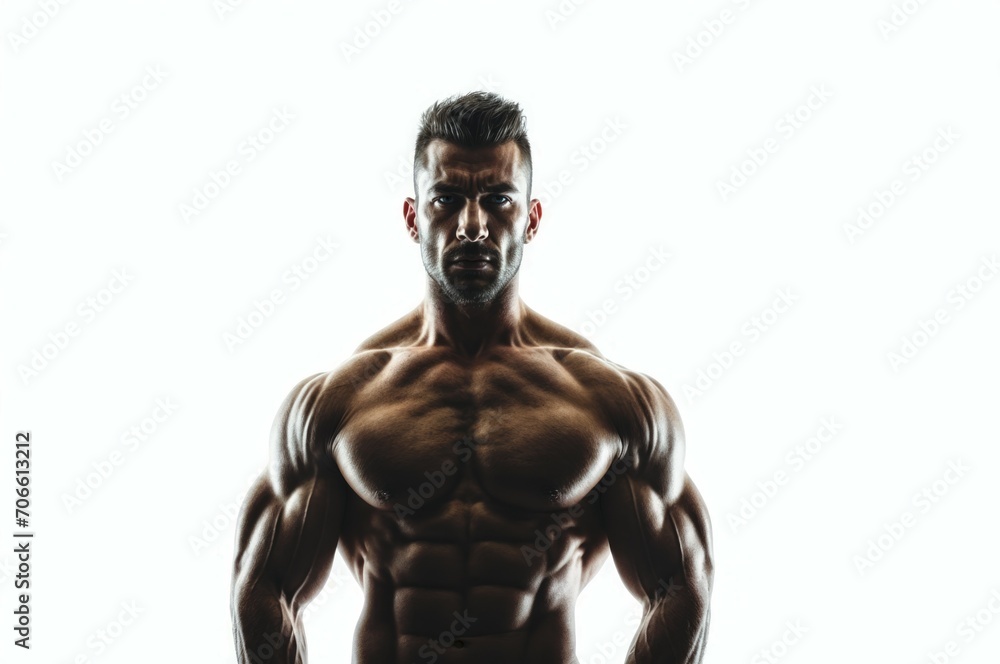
top-left (326, 313), bottom-right (632, 663)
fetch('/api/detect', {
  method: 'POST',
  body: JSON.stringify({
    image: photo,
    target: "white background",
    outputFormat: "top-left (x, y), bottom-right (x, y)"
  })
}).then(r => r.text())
top-left (2, 0), bottom-right (999, 662)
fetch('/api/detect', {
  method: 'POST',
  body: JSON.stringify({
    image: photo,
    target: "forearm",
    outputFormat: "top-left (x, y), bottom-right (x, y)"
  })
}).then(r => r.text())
top-left (232, 585), bottom-right (303, 664)
top-left (624, 588), bottom-right (710, 664)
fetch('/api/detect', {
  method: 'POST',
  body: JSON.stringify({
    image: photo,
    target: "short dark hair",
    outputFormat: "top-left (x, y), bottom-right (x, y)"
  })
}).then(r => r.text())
top-left (413, 91), bottom-right (532, 197)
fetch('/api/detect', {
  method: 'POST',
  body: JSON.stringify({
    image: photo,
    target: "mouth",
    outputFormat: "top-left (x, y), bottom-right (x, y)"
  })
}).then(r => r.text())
top-left (450, 259), bottom-right (492, 271)
top-left (449, 254), bottom-right (495, 271)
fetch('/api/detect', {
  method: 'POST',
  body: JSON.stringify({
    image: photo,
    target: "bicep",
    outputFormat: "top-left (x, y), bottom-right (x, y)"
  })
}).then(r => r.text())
top-left (600, 372), bottom-right (713, 604)
top-left (233, 468), bottom-right (346, 611)
top-left (601, 472), bottom-right (712, 603)
top-left (232, 373), bottom-right (348, 612)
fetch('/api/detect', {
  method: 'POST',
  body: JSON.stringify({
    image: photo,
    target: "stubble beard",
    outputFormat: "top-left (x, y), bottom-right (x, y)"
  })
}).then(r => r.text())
top-left (424, 243), bottom-right (522, 308)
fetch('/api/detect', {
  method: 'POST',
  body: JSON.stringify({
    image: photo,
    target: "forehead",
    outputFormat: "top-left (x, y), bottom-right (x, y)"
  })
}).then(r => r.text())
top-left (418, 139), bottom-right (526, 191)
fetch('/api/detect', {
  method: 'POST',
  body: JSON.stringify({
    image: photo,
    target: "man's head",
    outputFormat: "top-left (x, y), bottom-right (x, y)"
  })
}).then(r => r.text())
top-left (404, 91), bottom-right (542, 307)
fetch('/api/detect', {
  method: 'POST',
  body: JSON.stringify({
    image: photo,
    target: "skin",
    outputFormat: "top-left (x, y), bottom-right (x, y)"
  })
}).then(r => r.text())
top-left (231, 139), bottom-right (713, 663)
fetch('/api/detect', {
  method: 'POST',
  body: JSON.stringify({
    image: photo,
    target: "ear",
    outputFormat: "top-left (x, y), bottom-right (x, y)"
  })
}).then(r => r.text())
top-left (403, 197), bottom-right (419, 243)
top-left (524, 198), bottom-right (542, 243)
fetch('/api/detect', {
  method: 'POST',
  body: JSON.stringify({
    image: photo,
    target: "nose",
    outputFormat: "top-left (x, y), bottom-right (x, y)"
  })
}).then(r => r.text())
top-left (456, 200), bottom-right (488, 242)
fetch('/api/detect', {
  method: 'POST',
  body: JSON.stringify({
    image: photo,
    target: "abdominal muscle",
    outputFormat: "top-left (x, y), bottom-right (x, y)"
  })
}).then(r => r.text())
top-left (336, 473), bottom-right (610, 664)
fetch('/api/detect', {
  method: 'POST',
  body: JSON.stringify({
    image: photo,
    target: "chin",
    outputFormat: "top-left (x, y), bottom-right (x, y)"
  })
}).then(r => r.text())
top-left (444, 280), bottom-right (501, 305)
top-left (449, 290), bottom-right (496, 306)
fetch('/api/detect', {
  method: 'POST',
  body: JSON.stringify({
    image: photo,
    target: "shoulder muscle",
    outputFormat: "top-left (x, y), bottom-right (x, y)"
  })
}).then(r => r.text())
top-left (269, 372), bottom-right (343, 496)
top-left (601, 367), bottom-right (686, 501)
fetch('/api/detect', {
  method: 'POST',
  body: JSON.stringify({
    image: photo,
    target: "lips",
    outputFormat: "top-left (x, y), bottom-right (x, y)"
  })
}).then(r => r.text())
top-left (450, 254), bottom-right (493, 264)
top-left (451, 259), bottom-right (491, 271)
top-left (450, 251), bottom-right (496, 268)
top-left (449, 253), bottom-right (495, 274)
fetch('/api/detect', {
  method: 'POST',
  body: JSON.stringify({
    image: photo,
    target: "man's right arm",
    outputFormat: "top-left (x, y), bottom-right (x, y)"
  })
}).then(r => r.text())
top-left (231, 373), bottom-right (348, 663)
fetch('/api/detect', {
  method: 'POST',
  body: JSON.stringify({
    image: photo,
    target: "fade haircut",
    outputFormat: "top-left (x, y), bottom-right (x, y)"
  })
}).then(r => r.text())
top-left (413, 91), bottom-right (532, 199)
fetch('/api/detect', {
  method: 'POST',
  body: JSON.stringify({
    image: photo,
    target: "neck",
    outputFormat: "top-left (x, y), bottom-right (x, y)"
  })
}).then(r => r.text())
top-left (419, 276), bottom-right (526, 355)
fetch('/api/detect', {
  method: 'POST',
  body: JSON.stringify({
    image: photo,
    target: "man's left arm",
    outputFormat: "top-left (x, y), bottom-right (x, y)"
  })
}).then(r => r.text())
top-left (599, 371), bottom-right (714, 664)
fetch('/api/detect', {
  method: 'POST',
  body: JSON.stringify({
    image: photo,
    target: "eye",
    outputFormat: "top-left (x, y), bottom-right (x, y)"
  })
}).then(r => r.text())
top-left (487, 194), bottom-right (511, 205)
top-left (434, 195), bottom-right (457, 205)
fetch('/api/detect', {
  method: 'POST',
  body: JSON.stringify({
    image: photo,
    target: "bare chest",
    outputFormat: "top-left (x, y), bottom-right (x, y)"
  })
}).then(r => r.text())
top-left (332, 348), bottom-right (621, 513)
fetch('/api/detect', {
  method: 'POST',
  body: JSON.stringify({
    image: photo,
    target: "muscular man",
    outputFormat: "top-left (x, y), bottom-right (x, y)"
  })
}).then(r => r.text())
top-left (231, 91), bottom-right (713, 663)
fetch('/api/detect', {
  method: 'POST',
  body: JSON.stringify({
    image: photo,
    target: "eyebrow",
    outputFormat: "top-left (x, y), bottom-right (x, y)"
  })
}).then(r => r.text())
top-left (429, 182), bottom-right (519, 195)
